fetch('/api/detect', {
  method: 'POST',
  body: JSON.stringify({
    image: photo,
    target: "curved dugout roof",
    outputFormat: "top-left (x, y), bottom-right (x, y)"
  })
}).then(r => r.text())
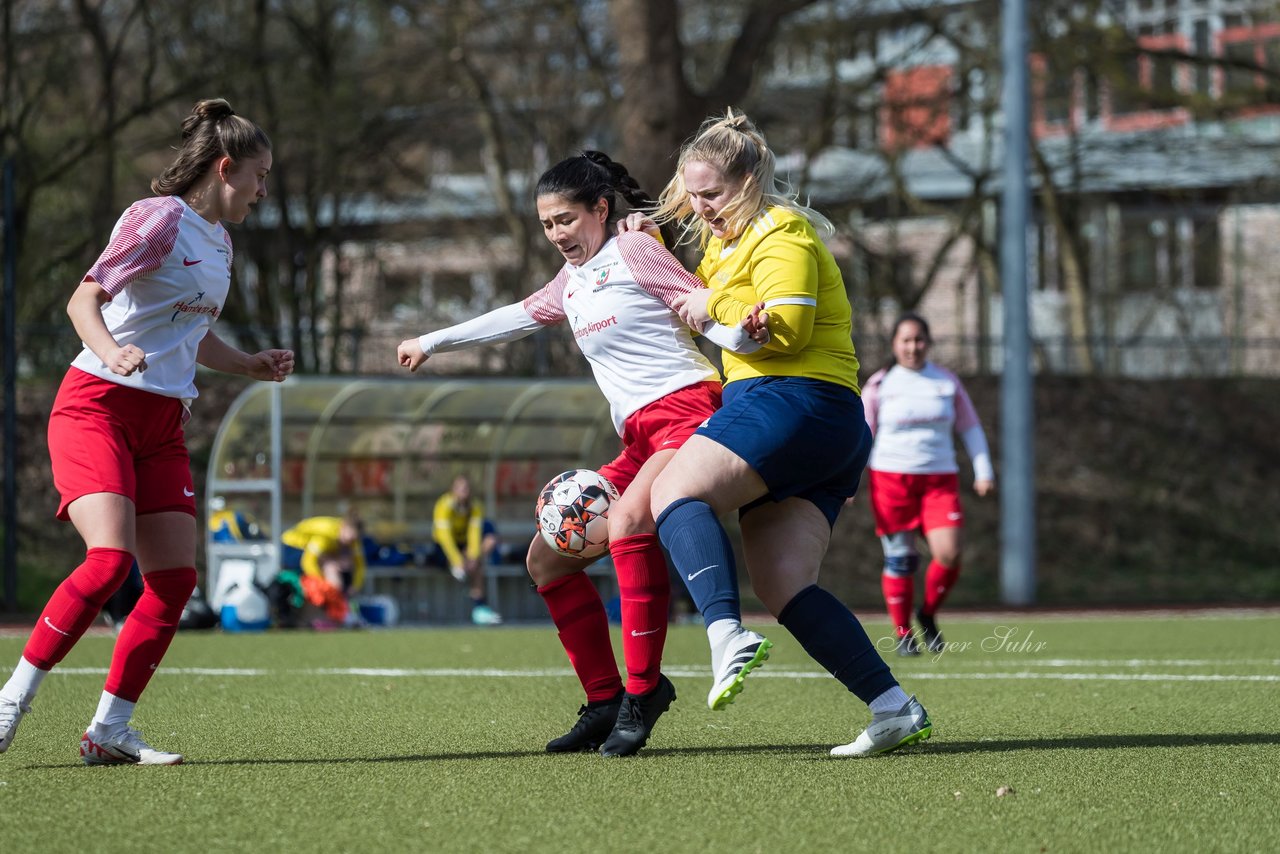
top-left (206, 376), bottom-right (617, 549)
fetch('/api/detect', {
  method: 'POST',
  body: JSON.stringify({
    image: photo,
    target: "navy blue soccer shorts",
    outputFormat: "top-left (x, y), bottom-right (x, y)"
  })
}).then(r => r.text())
top-left (695, 375), bottom-right (872, 526)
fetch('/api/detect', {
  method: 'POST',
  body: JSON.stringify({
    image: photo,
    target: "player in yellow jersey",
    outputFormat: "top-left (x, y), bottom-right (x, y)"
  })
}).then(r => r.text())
top-left (431, 475), bottom-right (503, 626)
top-left (625, 109), bottom-right (932, 758)
top-left (280, 512), bottom-right (366, 628)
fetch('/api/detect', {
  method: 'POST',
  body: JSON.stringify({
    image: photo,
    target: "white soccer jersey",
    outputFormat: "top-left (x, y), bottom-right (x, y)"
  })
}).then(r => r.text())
top-left (419, 232), bottom-right (746, 435)
top-left (863, 361), bottom-right (994, 481)
top-left (71, 195), bottom-right (233, 400)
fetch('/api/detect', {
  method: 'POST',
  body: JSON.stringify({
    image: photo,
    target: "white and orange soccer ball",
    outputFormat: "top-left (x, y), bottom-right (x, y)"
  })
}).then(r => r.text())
top-left (535, 469), bottom-right (620, 559)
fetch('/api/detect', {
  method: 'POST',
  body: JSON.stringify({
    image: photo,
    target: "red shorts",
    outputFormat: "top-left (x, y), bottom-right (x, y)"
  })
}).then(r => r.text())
top-left (598, 381), bottom-right (721, 495)
top-left (48, 368), bottom-right (195, 520)
top-left (868, 470), bottom-right (963, 537)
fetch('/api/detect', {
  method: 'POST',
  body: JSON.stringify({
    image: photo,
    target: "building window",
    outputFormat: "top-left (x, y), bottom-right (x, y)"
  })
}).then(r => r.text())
top-left (1117, 209), bottom-right (1220, 293)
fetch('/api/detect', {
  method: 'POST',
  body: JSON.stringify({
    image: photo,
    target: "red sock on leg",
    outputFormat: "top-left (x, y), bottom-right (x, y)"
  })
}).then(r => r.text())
top-left (105, 567), bottom-right (196, 702)
top-left (537, 572), bottom-right (622, 702)
top-left (922, 559), bottom-right (961, 616)
top-left (611, 533), bottom-right (670, 696)
top-left (24, 548), bottom-right (135, 670)
top-left (880, 573), bottom-right (915, 637)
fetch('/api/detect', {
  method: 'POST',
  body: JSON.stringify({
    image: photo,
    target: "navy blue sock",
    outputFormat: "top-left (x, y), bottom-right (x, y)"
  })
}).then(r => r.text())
top-left (655, 498), bottom-right (740, 627)
top-left (777, 584), bottom-right (898, 705)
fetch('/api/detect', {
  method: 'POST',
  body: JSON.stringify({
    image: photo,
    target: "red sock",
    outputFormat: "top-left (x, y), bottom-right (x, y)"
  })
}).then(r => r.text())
top-left (611, 533), bottom-right (670, 696)
top-left (105, 567), bottom-right (196, 702)
top-left (537, 572), bottom-right (622, 702)
top-left (880, 573), bottom-right (914, 637)
top-left (24, 548), bottom-right (135, 670)
top-left (922, 559), bottom-right (961, 616)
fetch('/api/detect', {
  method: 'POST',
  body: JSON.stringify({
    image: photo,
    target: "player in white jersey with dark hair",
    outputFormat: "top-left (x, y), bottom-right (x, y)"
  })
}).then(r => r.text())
top-left (396, 151), bottom-right (766, 757)
top-left (0, 99), bottom-right (294, 766)
top-left (862, 312), bottom-right (994, 655)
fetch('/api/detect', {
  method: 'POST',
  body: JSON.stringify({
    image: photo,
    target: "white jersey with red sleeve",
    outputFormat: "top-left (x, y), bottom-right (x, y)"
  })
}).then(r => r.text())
top-left (863, 361), bottom-right (995, 481)
top-left (71, 195), bottom-right (233, 400)
top-left (420, 232), bottom-right (740, 435)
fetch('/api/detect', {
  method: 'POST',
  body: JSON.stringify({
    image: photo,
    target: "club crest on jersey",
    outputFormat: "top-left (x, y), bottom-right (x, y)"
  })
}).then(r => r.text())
top-left (591, 261), bottom-right (619, 291)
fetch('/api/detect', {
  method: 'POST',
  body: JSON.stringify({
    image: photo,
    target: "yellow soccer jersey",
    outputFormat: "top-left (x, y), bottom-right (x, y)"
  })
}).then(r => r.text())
top-left (432, 493), bottom-right (485, 567)
top-left (280, 516), bottom-right (367, 590)
top-left (699, 207), bottom-right (860, 392)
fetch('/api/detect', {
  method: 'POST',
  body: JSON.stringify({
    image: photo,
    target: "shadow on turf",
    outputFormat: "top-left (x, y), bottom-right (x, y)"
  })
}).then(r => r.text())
top-left (20, 733), bottom-right (1280, 768)
top-left (888, 732), bottom-right (1280, 755)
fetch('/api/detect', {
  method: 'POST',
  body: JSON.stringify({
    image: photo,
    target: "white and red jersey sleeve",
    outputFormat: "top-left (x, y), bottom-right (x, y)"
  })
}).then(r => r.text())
top-left (521, 269), bottom-right (570, 324)
top-left (71, 196), bottom-right (233, 401)
top-left (86, 199), bottom-right (182, 295)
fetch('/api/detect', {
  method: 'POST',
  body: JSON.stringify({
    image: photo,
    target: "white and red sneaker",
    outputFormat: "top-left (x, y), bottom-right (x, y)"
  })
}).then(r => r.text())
top-left (81, 726), bottom-right (183, 766)
top-left (0, 696), bottom-right (31, 753)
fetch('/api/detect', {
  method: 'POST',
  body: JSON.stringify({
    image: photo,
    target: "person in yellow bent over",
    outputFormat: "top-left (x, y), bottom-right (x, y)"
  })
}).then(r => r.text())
top-left (280, 512), bottom-right (366, 629)
top-left (432, 475), bottom-right (503, 626)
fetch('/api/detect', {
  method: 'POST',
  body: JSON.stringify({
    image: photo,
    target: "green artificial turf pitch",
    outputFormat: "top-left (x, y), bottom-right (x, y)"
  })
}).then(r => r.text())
top-left (1, 613), bottom-right (1277, 853)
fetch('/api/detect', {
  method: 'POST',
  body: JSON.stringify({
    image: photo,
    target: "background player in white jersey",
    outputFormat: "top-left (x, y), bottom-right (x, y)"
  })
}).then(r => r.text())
top-left (0, 99), bottom-right (294, 766)
top-left (396, 151), bottom-right (765, 757)
top-left (861, 313), bottom-right (994, 655)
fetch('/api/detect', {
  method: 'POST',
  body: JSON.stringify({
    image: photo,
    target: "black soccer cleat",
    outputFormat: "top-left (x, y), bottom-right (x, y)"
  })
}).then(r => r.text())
top-left (599, 674), bottom-right (676, 758)
top-left (916, 608), bottom-right (945, 653)
top-left (546, 691), bottom-right (624, 753)
top-left (896, 631), bottom-right (922, 657)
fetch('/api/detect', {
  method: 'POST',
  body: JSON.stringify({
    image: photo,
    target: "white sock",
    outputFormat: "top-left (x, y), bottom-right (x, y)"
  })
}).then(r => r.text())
top-left (707, 618), bottom-right (744, 670)
top-left (1, 656), bottom-right (49, 705)
top-left (89, 692), bottom-right (135, 734)
top-left (869, 686), bottom-right (911, 714)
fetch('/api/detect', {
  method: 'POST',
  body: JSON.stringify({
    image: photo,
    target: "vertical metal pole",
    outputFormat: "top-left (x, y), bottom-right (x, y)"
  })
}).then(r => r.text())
top-left (1000, 0), bottom-right (1036, 604)
top-left (270, 382), bottom-right (284, 579)
top-left (3, 157), bottom-right (17, 612)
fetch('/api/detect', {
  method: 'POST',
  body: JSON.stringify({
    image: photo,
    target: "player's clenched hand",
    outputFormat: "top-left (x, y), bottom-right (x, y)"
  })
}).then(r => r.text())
top-left (616, 212), bottom-right (660, 239)
top-left (741, 301), bottom-right (770, 344)
top-left (105, 344), bottom-right (147, 377)
top-left (247, 349), bottom-right (294, 382)
top-left (397, 339), bottom-right (429, 372)
top-left (671, 288), bottom-right (711, 328)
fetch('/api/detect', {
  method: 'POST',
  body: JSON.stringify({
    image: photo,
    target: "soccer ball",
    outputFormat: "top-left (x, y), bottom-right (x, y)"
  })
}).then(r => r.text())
top-left (535, 469), bottom-right (620, 559)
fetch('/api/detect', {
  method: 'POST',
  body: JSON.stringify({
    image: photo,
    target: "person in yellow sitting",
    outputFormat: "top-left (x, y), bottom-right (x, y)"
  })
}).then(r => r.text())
top-left (280, 511), bottom-right (366, 629)
top-left (432, 475), bottom-right (503, 626)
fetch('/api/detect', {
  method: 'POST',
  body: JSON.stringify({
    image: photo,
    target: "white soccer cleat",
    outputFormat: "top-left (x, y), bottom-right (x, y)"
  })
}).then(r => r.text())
top-left (707, 630), bottom-right (772, 710)
top-left (830, 695), bottom-right (932, 757)
top-left (81, 726), bottom-right (184, 766)
top-left (0, 696), bottom-right (31, 753)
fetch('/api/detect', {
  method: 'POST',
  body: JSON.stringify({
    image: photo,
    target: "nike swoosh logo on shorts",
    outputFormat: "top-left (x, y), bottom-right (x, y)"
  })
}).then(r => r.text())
top-left (183, 487), bottom-right (195, 497)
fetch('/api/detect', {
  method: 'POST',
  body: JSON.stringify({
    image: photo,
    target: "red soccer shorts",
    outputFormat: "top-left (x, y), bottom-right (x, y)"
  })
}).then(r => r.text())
top-left (599, 381), bottom-right (722, 496)
top-left (868, 469), bottom-right (963, 537)
top-left (47, 368), bottom-right (195, 520)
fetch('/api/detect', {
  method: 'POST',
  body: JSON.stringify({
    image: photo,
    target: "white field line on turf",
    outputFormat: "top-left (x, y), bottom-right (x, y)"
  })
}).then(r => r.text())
top-left (47, 666), bottom-right (1280, 683)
